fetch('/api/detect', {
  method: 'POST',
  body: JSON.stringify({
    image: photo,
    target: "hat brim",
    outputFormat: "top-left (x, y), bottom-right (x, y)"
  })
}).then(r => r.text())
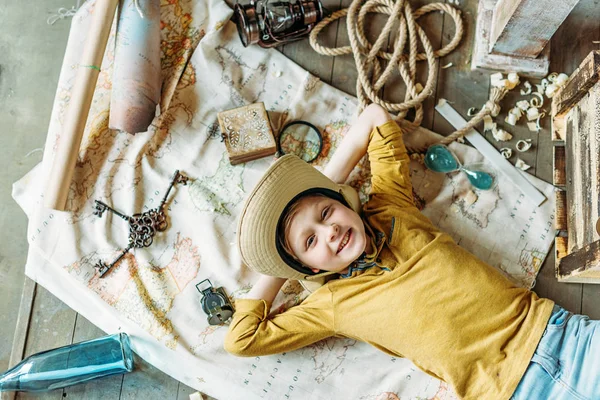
top-left (237, 154), bottom-right (360, 281)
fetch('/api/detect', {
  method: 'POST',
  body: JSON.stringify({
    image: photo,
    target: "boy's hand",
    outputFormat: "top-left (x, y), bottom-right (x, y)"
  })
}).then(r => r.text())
top-left (245, 275), bottom-right (288, 303)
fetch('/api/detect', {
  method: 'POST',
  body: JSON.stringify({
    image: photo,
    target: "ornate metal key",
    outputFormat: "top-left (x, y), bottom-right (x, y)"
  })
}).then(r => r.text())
top-left (93, 170), bottom-right (189, 277)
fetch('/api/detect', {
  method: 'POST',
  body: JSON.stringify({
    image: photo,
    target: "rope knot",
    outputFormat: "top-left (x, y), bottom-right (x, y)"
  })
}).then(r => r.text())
top-left (485, 100), bottom-right (501, 117)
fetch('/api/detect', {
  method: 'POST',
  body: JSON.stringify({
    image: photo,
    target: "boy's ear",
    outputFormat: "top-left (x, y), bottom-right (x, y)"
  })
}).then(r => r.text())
top-left (310, 267), bottom-right (320, 273)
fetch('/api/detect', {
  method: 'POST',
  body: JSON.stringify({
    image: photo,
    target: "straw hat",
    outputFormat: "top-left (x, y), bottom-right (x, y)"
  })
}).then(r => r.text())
top-left (237, 154), bottom-right (361, 285)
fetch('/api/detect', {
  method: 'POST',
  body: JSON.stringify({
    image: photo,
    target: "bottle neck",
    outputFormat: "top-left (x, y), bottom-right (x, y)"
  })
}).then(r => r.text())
top-left (0, 365), bottom-right (22, 392)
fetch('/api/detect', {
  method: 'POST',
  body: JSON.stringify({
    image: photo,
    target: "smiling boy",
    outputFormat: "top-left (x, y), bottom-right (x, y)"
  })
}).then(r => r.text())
top-left (225, 104), bottom-right (600, 399)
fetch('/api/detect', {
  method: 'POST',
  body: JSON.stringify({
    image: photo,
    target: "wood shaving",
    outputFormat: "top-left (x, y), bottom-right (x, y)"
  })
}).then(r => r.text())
top-left (535, 84), bottom-right (545, 94)
top-left (545, 83), bottom-right (559, 98)
top-left (509, 107), bottom-right (523, 118)
top-left (516, 100), bottom-right (530, 111)
top-left (500, 148), bottom-right (512, 159)
top-left (490, 72), bottom-right (504, 88)
top-left (536, 112), bottom-right (546, 131)
top-left (555, 73), bottom-right (569, 86)
top-left (529, 92), bottom-right (544, 108)
top-left (526, 107), bottom-right (540, 121)
top-left (516, 139), bottom-right (532, 152)
top-left (506, 72), bottom-right (520, 89)
top-left (505, 112), bottom-right (518, 126)
top-left (467, 107), bottom-right (479, 116)
top-left (515, 158), bottom-right (531, 171)
top-left (520, 81), bottom-right (532, 95)
top-left (492, 126), bottom-right (512, 142)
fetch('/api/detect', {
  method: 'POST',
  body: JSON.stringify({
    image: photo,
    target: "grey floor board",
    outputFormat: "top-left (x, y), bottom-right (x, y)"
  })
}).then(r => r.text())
top-left (119, 355), bottom-right (180, 400)
top-left (176, 383), bottom-right (198, 400)
top-left (3, 1), bottom-right (600, 400)
top-left (17, 286), bottom-right (77, 400)
top-left (0, 0), bottom-right (70, 374)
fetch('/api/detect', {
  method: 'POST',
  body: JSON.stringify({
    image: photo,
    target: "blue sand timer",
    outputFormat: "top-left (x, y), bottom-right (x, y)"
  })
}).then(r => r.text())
top-left (424, 144), bottom-right (496, 191)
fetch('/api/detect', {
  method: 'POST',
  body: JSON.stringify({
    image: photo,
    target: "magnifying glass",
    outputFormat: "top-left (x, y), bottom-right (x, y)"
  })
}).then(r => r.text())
top-left (277, 121), bottom-right (323, 163)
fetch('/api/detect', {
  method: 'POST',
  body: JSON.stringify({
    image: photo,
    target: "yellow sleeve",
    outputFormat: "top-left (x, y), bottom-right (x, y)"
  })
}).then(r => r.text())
top-left (224, 291), bottom-right (335, 357)
top-left (366, 120), bottom-right (414, 208)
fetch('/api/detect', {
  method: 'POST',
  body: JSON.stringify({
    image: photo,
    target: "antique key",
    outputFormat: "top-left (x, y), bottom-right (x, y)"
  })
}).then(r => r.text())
top-left (93, 170), bottom-right (189, 278)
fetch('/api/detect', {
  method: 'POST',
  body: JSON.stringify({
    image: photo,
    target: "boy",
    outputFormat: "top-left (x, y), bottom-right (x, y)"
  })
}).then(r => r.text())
top-left (225, 104), bottom-right (599, 399)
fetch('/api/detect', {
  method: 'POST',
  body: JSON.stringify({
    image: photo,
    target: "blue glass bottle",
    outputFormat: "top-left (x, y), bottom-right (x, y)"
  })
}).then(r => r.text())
top-left (0, 333), bottom-right (134, 392)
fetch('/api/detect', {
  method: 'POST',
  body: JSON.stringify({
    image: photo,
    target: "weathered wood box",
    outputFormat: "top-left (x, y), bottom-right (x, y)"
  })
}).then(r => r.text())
top-left (217, 102), bottom-right (277, 165)
top-left (552, 50), bottom-right (600, 283)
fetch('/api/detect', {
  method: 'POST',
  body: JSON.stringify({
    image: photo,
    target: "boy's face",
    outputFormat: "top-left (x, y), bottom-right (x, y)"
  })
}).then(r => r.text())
top-left (286, 196), bottom-right (368, 274)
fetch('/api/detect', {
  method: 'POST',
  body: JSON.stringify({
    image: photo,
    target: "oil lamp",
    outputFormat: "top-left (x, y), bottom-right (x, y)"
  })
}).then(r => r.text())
top-left (233, 0), bottom-right (324, 48)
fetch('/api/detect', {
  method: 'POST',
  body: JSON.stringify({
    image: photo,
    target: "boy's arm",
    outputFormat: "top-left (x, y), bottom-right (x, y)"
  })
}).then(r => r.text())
top-left (324, 104), bottom-right (391, 184)
top-left (325, 104), bottom-right (414, 208)
top-left (245, 275), bottom-right (287, 303)
top-left (224, 277), bottom-right (334, 357)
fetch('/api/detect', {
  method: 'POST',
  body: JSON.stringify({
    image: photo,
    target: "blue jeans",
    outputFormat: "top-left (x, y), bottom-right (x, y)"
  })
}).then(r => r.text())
top-left (511, 305), bottom-right (600, 400)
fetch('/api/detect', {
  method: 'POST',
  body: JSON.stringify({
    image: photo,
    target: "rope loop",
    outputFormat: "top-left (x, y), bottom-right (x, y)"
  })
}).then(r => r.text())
top-left (310, 0), bottom-right (509, 148)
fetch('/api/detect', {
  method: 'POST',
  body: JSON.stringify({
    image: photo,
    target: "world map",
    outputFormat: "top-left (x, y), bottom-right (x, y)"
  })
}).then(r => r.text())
top-left (12, 0), bottom-right (556, 399)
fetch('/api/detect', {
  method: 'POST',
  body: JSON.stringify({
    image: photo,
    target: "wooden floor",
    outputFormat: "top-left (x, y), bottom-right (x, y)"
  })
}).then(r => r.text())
top-left (2, 0), bottom-right (599, 399)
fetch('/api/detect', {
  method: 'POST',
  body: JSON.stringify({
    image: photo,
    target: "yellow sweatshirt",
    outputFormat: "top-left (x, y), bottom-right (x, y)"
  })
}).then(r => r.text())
top-left (225, 120), bottom-right (554, 399)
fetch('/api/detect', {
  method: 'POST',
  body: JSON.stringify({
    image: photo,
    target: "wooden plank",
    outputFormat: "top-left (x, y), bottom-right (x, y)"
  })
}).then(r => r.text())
top-left (536, 0), bottom-right (600, 304)
top-left (582, 283), bottom-right (600, 318)
top-left (280, 0), bottom-right (340, 85)
top-left (62, 315), bottom-right (124, 399)
top-left (564, 82), bottom-right (600, 253)
top-left (557, 239), bottom-right (600, 282)
top-left (552, 145), bottom-right (566, 187)
top-left (1, 279), bottom-right (36, 400)
top-left (555, 189), bottom-right (568, 231)
top-left (552, 51), bottom-right (600, 118)
top-left (471, 0), bottom-right (549, 77)
top-left (560, 0), bottom-right (600, 322)
top-left (489, 0), bottom-right (580, 58)
top-left (17, 287), bottom-right (77, 400)
top-left (433, 0), bottom-right (490, 136)
top-left (119, 354), bottom-right (180, 400)
top-left (556, 236), bottom-right (569, 259)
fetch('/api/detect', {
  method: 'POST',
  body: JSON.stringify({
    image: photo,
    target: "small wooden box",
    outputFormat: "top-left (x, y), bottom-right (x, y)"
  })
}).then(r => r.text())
top-left (217, 103), bottom-right (277, 165)
top-left (551, 50), bottom-right (600, 283)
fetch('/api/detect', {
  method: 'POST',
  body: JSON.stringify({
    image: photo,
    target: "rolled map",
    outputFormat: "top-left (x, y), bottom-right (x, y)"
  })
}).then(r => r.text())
top-left (109, 0), bottom-right (162, 134)
top-left (44, 0), bottom-right (120, 211)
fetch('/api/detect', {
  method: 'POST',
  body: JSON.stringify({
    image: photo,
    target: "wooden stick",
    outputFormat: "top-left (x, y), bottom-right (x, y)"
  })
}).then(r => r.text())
top-left (44, 0), bottom-right (120, 211)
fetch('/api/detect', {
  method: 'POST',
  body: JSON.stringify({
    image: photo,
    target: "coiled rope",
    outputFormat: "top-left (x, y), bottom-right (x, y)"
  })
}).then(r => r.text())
top-left (309, 0), bottom-right (508, 147)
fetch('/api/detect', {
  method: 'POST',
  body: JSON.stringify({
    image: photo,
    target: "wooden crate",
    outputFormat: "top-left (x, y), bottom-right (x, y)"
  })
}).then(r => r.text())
top-left (551, 50), bottom-right (600, 283)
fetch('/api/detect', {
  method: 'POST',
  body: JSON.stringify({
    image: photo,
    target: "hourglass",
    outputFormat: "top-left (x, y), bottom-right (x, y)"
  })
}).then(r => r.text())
top-left (424, 144), bottom-right (497, 190)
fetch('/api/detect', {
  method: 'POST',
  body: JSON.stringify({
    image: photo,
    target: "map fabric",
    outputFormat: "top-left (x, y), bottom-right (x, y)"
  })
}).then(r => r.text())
top-left (12, 0), bottom-right (555, 399)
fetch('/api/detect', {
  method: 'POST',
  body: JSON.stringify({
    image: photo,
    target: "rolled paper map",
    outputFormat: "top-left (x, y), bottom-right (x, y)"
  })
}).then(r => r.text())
top-left (44, 0), bottom-right (119, 211)
top-left (109, 0), bottom-right (161, 134)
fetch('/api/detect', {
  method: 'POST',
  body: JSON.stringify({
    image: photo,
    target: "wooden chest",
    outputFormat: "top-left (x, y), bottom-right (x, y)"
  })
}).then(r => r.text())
top-left (552, 50), bottom-right (600, 283)
top-left (217, 102), bottom-right (277, 165)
